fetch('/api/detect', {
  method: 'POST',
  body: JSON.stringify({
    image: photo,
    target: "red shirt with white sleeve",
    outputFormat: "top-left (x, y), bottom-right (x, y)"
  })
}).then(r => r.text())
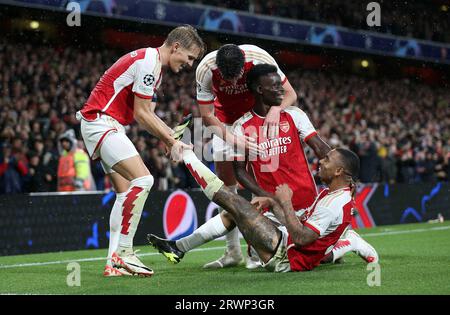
top-left (196, 45), bottom-right (287, 125)
top-left (287, 188), bottom-right (354, 271)
top-left (232, 106), bottom-right (318, 210)
top-left (79, 47), bottom-right (163, 126)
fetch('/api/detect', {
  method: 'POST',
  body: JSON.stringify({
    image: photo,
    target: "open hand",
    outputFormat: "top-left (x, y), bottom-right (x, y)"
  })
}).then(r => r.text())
top-left (263, 106), bottom-right (281, 139)
top-left (169, 140), bottom-right (193, 161)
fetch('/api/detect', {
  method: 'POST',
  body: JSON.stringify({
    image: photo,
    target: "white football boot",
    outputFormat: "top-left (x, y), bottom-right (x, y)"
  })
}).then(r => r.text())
top-left (346, 230), bottom-right (379, 263)
top-left (112, 248), bottom-right (154, 277)
top-left (103, 264), bottom-right (132, 277)
top-left (245, 246), bottom-right (262, 269)
top-left (203, 248), bottom-right (244, 269)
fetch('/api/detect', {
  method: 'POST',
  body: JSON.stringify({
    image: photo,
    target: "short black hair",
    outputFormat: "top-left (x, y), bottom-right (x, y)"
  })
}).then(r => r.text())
top-left (246, 63), bottom-right (278, 93)
top-left (335, 148), bottom-right (360, 181)
top-left (216, 44), bottom-right (245, 80)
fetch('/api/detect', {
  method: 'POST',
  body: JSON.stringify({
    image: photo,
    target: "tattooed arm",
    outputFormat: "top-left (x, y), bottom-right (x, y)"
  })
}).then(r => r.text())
top-left (273, 184), bottom-right (319, 247)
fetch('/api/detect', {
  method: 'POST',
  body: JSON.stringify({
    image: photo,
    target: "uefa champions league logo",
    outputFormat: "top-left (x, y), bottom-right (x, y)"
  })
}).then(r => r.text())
top-left (143, 74), bottom-right (155, 87)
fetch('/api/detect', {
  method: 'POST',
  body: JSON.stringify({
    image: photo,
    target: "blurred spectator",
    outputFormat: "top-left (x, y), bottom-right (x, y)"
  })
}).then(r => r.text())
top-left (23, 151), bottom-right (54, 192)
top-left (0, 143), bottom-right (28, 193)
top-left (0, 39), bottom-right (449, 194)
top-left (57, 129), bottom-right (95, 191)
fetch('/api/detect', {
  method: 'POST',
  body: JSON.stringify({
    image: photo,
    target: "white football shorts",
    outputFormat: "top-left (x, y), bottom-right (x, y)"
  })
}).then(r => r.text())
top-left (77, 112), bottom-right (139, 174)
top-left (260, 211), bottom-right (291, 273)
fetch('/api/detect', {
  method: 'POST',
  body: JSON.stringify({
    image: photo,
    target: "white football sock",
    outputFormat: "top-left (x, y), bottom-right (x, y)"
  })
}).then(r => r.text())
top-left (118, 175), bottom-right (154, 249)
top-left (107, 191), bottom-right (127, 266)
top-left (183, 150), bottom-right (224, 200)
top-left (331, 238), bottom-right (354, 262)
top-left (176, 214), bottom-right (228, 253)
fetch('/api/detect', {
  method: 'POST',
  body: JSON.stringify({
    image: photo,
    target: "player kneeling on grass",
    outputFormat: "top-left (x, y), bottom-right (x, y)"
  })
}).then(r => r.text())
top-left (148, 147), bottom-right (378, 272)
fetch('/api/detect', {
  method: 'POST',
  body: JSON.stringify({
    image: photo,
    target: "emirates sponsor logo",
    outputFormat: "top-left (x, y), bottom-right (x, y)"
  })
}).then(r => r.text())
top-left (259, 136), bottom-right (292, 158)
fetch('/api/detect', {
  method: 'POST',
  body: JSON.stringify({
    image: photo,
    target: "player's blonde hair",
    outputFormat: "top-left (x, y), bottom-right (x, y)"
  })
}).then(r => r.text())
top-left (165, 25), bottom-right (206, 58)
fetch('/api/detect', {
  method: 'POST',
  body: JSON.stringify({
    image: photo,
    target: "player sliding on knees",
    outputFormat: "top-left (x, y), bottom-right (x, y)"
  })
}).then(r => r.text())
top-left (77, 25), bottom-right (205, 277)
top-left (149, 146), bottom-right (378, 272)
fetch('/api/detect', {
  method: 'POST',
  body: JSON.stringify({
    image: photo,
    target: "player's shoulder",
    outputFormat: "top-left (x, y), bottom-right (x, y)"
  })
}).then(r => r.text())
top-left (239, 44), bottom-right (269, 55)
top-left (232, 111), bottom-right (255, 128)
top-left (317, 189), bottom-right (352, 213)
top-left (240, 44), bottom-right (273, 61)
top-left (196, 50), bottom-right (217, 82)
top-left (130, 47), bottom-right (160, 68)
top-left (197, 50), bottom-right (217, 71)
top-left (124, 47), bottom-right (153, 60)
top-left (283, 106), bottom-right (308, 120)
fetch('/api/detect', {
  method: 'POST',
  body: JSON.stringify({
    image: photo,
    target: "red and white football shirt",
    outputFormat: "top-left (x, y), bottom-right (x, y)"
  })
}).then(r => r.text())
top-left (287, 188), bottom-right (354, 271)
top-left (79, 47), bottom-right (162, 126)
top-left (196, 44), bottom-right (287, 124)
top-left (232, 106), bottom-right (318, 210)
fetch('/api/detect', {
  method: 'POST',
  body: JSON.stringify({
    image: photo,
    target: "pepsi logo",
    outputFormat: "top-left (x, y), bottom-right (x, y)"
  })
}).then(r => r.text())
top-left (163, 190), bottom-right (198, 240)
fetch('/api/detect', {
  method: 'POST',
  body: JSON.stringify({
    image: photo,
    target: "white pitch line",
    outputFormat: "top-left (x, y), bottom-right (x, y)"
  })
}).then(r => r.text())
top-left (0, 245), bottom-right (231, 269)
top-left (0, 225), bottom-right (449, 269)
top-left (360, 225), bottom-right (450, 237)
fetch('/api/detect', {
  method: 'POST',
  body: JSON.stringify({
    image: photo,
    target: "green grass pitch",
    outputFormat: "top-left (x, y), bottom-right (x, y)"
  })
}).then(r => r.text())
top-left (0, 222), bottom-right (449, 295)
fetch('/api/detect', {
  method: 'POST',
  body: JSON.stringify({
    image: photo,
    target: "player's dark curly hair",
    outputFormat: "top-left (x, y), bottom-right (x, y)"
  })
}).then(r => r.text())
top-left (216, 44), bottom-right (245, 80)
top-left (335, 148), bottom-right (360, 197)
top-left (246, 63), bottom-right (278, 93)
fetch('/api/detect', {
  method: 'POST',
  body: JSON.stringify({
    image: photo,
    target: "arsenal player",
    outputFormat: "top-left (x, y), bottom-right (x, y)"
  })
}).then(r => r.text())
top-left (147, 64), bottom-right (378, 269)
top-left (77, 25), bottom-right (205, 277)
top-left (195, 44), bottom-right (298, 268)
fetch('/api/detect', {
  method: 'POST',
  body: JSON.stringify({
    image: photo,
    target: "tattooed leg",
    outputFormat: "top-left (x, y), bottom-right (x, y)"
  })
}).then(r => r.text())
top-left (182, 150), bottom-right (281, 263)
top-left (213, 187), bottom-right (281, 263)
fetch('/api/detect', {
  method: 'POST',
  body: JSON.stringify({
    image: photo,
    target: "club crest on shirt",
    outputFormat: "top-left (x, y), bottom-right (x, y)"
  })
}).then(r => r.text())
top-left (143, 74), bottom-right (155, 86)
top-left (280, 121), bottom-right (290, 133)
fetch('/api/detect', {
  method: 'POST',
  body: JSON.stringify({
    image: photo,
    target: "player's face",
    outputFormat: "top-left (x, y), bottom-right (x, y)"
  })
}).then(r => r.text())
top-left (169, 43), bottom-right (201, 73)
top-left (318, 149), bottom-right (340, 184)
top-left (259, 73), bottom-right (284, 106)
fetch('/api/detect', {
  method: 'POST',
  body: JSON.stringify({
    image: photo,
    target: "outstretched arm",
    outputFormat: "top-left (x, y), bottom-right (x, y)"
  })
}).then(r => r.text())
top-left (149, 101), bottom-right (174, 136)
top-left (134, 96), bottom-right (191, 160)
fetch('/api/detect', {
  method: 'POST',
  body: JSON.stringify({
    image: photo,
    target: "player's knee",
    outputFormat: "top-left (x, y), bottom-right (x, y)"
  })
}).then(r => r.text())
top-left (131, 175), bottom-right (154, 191)
top-left (229, 194), bottom-right (250, 215)
top-left (221, 210), bottom-right (234, 222)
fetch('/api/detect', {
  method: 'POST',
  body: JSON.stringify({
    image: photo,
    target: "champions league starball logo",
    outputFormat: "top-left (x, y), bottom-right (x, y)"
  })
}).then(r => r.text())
top-left (143, 74), bottom-right (155, 86)
top-left (307, 26), bottom-right (342, 46)
top-left (198, 9), bottom-right (244, 32)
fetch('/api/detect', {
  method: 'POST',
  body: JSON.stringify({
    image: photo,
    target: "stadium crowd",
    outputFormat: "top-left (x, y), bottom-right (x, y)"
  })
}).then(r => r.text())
top-left (0, 41), bottom-right (449, 194)
top-left (181, 0), bottom-right (450, 43)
